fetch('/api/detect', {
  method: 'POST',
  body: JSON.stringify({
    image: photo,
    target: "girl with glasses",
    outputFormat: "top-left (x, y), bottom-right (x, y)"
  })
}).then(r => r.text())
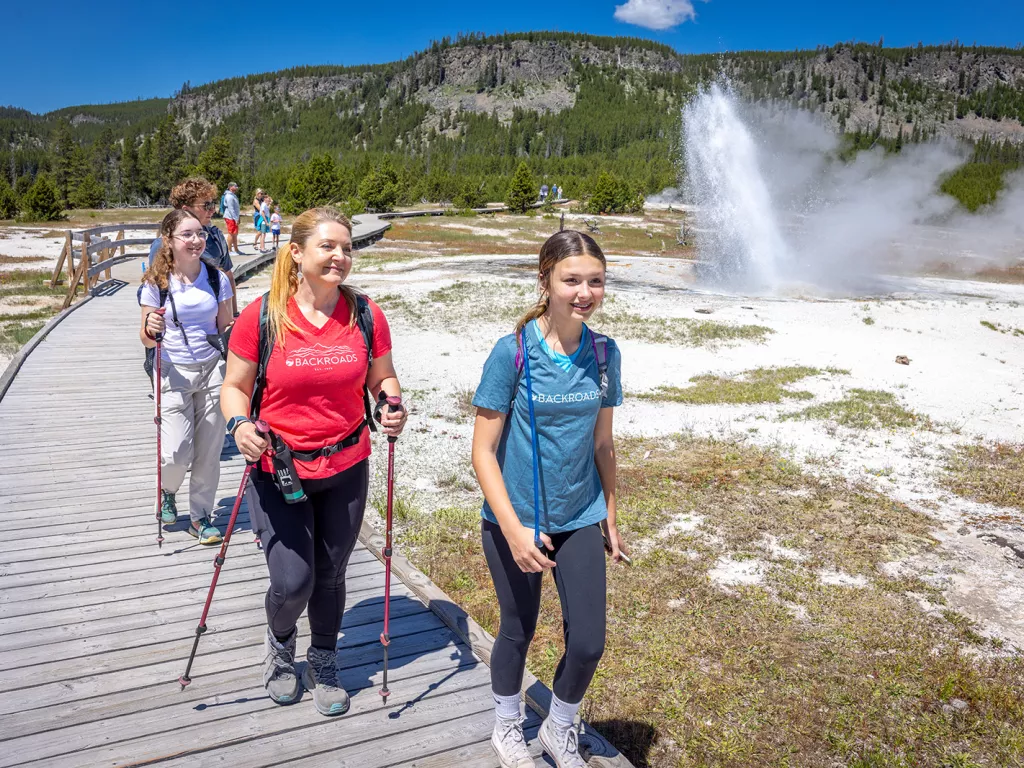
top-left (140, 209), bottom-right (235, 545)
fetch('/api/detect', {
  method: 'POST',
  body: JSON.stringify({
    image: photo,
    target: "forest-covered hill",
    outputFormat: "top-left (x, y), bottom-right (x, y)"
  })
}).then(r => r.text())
top-left (2, 32), bottom-right (1023, 216)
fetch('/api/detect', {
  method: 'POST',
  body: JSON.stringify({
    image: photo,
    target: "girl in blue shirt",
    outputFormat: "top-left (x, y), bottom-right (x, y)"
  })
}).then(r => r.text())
top-left (471, 230), bottom-right (628, 768)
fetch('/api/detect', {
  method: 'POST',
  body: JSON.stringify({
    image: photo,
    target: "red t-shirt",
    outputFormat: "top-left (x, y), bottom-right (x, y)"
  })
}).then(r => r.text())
top-left (229, 293), bottom-right (392, 480)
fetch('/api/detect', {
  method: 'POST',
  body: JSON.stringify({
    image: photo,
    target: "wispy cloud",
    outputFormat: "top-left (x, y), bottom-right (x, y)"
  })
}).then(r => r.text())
top-left (613, 0), bottom-right (699, 30)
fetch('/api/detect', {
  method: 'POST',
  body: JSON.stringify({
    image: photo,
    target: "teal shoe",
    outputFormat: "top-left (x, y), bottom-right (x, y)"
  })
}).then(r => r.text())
top-left (160, 491), bottom-right (178, 525)
top-left (188, 517), bottom-right (223, 545)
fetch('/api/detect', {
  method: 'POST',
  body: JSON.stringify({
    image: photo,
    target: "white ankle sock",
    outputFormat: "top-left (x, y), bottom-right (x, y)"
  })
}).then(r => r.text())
top-left (493, 691), bottom-right (521, 721)
top-left (548, 694), bottom-right (581, 731)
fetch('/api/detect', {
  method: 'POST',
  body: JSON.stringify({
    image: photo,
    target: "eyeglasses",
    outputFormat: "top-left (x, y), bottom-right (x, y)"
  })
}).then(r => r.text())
top-left (200, 201), bottom-right (217, 211)
top-left (173, 230), bottom-right (209, 242)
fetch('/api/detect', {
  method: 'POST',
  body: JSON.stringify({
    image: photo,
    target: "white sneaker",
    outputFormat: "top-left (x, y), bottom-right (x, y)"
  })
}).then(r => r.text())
top-left (538, 716), bottom-right (586, 768)
top-left (491, 715), bottom-right (535, 768)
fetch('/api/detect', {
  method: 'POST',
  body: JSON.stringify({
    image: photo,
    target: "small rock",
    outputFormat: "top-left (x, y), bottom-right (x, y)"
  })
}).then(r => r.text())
top-left (958, 526), bottom-right (971, 536)
top-left (695, 308), bottom-right (714, 315)
top-left (895, 355), bottom-right (910, 365)
top-left (741, 306), bottom-right (754, 310)
top-left (951, 698), bottom-right (969, 712)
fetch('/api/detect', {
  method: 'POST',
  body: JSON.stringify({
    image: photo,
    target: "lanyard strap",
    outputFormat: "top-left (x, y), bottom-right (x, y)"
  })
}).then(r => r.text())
top-left (520, 328), bottom-right (542, 546)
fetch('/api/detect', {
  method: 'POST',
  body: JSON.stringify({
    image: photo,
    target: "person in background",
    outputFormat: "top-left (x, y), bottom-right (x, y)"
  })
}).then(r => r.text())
top-left (140, 209), bottom-right (235, 545)
top-left (149, 177), bottom-right (237, 316)
top-left (258, 195), bottom-right (273, 253)
top-left (539, 183), bottom-right (549, 203)
top-left (252, 188), bottom-right (266, 250)
top-left (270, 205), bottom-right (283, 250)
top-left (223, 182), bottom-right (243, 258)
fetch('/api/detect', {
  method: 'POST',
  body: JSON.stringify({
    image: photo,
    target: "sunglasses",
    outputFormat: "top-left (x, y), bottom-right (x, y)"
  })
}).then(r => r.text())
top-left (200, 201), bottom-right (217, 212)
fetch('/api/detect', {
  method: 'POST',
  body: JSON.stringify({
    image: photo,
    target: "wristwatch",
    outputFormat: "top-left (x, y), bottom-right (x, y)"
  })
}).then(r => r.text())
top-left (226, 416), bottom-right (251, 437)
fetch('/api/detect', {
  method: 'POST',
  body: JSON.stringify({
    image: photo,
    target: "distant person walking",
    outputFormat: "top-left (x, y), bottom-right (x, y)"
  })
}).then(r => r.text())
top-left (551, 184), bottom-right (560, 201)
top-left (149, 177), bottom-right (237, 316)
top-left (222, 182), bottom-right (242, 257)
top-left (539, 183), bottom-right (549, 203)
top-left (252, 189), bottom-right (266, 249)
top-left (140, 209), bottom-right (235, 545)
top-left (270, 206), bottom-right (282, 250)
top-left (258, 196), bottom-right (273, 253)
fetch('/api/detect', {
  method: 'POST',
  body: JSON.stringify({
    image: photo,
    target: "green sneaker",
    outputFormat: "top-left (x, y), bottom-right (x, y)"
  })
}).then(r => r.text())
top-left (188, 517), bottom-right (222, 545)
top-left (160, 491), bottom-right (178, 525)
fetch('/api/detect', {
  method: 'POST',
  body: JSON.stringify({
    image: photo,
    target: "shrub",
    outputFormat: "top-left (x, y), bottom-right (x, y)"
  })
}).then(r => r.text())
top-left (20, 174), bottom-right (64, 221)
top-left (505, 162), bottom-right (536, 213)
top-left (358, 159), bottom-right (400, 212)
top-left (0, 177), bottom-right (19, 219)
top-left (587, 171), bottom-right (644, 215)
top-left (69, 173), bottom-right (106, 209)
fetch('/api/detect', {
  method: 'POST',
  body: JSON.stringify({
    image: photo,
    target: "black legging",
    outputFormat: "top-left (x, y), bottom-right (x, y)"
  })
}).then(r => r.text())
top-left (482, 520), bottom-right (606, 704)
top-left (252, 461), bottom-right (368, 650)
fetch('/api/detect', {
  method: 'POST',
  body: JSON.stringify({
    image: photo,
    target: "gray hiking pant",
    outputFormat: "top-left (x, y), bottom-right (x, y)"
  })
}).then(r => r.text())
top-left (158, 356), bottom-right (226, 522)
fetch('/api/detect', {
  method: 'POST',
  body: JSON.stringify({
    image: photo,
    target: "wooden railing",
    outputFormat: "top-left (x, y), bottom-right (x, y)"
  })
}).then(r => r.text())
top-left (54, 224), bottom-right (160, 309)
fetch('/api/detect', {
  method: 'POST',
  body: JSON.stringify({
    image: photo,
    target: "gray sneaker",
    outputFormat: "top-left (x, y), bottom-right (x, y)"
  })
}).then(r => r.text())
top-left (538, 716), bottom-right (586, 768)
top-left (262, 628), bottom-right (301, 704)
top-left (491, 715), bottom-right (535, 768)
top-left (302, 646), bottom-right (350, 716)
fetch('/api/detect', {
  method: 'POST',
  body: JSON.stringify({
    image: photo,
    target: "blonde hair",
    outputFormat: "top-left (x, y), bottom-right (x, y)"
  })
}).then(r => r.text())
top-left (266, 207), bottom-right (356, 346)
top-left (142, 209), bottom-right (203, 291)
top-left (514, 230), bottom-right (607, 334)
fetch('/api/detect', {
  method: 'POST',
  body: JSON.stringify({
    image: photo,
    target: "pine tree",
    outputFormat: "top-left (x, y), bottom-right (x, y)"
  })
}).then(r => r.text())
top-left (69, 173), bottom-right (105, 209)
top-left (21, 174), bottom-right (64, 221)
top-left (358, 157), bottom-right (400, 211)
top-left (0, 176), bottom-right (19, 219)
top-left (196, 127), bottom-right (237, 193)
top-left (505, 161), bottom-right (535, 213)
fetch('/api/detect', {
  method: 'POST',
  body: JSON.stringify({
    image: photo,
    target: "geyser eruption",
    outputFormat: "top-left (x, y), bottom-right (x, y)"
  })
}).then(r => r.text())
top-left (684, 82), bottom-right (792, 292)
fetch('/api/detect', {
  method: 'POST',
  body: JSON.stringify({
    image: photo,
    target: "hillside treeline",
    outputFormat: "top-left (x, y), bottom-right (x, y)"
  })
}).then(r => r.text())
top-left (1, 34), bottom-right (1023, 220)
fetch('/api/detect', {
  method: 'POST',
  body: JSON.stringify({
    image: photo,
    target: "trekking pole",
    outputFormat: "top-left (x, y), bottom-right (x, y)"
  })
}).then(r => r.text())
top-left (152, 308), bottom-right (166, 549)
top-left (178, 419), bottom-right (268, 690)
top-left (521, 331), bottom-right (544, 549)
top-left (379, 395), bottom-right (402, 705)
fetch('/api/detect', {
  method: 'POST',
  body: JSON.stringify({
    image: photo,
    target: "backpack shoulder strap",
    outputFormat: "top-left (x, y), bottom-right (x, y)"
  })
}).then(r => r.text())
top-left (588, 329), bottom-right (610, 400)
top-left (250, 292), bottom-right (273, 420)
top-left (201, 257), bottom-right (221, 302)
top-left (354, 293), bottom-right (378, 432)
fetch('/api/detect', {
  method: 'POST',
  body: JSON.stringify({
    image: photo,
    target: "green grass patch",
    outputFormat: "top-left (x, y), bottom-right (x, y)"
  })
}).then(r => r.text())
top-left (0, 268), bottom-right (54, 298)
top-left (942, 443), bottom-right (1024, 513)
top-left (593, 308), bottom-right (773, 347)
top-left (393, 435), bottom-right (1023, 766)
top-left (638, 366), bottom-right (833, 405)
top-left (980, 319), bottom-right (1024, 336)
top-left (787, 388), bottom-right (931, 431)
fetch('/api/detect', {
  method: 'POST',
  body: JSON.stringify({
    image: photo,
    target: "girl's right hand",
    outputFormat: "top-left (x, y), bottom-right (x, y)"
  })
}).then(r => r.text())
top-left (234, 421), bottom-right (269, 463)
top-left (145, 311), bottom-right (165, 338)
top-left (505, 523), bottom-right (555, 573)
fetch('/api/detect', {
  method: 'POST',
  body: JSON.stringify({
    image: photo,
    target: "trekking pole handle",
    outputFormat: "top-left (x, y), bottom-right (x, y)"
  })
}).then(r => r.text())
top-left (150, 307), bottom-right (166, 342)
top-left (374, 393), bottom-right (404, 443)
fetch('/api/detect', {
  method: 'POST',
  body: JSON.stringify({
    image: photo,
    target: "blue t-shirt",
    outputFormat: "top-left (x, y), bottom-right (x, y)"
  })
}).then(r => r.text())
top-left (473, 321), bottom-right (623, 534)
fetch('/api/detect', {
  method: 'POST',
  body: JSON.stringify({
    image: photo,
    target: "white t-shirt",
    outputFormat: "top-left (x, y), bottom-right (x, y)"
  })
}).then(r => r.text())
top-left (140, 268), bottom-right (233, 365)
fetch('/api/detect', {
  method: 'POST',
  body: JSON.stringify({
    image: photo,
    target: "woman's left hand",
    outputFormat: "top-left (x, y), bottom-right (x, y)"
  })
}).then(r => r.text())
top-left (380, 400), bottom-right (408, 438)
top-left (604, 521), bottom-right (629, 564)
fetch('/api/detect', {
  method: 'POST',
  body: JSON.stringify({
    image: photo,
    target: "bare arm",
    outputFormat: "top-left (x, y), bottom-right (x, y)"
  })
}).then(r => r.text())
top-left (216, 298), bottom-right (234, 334)
top-left (220, 350), bottom-right (268, 462)
top-left (366, 351), bottom-right (407, 437)
top-left (472, 407), bottom-right (555, 572)
top-left (139, 305), bottom-right (164, 349)
top-left (594, 407), bottom-right (628, 562)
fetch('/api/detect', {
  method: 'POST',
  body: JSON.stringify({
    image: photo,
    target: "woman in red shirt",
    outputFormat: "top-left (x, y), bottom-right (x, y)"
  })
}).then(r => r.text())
top-left (221, 206), bottom-right (406, 717)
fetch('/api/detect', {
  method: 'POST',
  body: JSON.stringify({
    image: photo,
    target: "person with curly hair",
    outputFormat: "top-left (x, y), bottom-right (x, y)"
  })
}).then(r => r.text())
top-left (149, 177), bottom-right (237, 315)
top-left (140, 209), bottom-right (235, 544)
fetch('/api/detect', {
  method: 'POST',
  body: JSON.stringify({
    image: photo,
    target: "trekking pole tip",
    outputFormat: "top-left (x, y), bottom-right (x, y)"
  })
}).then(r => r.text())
top-left (178, 675), bottom-right (191, 690)
top-left (380, 688), bottom-right (390, 705)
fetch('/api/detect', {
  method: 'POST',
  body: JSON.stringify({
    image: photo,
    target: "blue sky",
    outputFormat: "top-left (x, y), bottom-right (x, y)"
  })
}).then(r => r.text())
top-left (4, 0), bottom-right (1021, 114)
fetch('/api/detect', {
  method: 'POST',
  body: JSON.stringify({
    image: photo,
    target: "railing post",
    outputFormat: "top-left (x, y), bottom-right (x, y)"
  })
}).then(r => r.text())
top-left (63, 231), bottom-right (90, 310)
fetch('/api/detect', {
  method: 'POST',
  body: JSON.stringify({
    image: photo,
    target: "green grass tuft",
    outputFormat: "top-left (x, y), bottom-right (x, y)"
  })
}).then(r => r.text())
top-left (787, 388), bottom-right (931, 430)
top-left (638, 365), bottom-right (835, 405)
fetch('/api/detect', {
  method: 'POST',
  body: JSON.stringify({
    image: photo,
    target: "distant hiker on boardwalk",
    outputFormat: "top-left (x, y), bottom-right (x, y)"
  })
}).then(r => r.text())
top-left (539, 183), bottom-right (549, 203)
top-left (221, 206), bottom-right (407, 716)
top-left (471, 230), bottom-right (627, 768)
top-left (222, 182), bottom-right (242, 258)
top-left (149, 177), bottom-right (237, 316)
top-left (270, 205), bottom-right (282, 250)
top-left (140, 209), bottom-right (235, 545)
top-left (252, 188), bottom-right (266, 249)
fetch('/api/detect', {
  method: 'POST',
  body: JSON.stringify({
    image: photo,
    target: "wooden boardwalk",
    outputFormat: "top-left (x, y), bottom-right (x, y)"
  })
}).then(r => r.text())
top-left (0, 244), bottom-right (630, 766)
